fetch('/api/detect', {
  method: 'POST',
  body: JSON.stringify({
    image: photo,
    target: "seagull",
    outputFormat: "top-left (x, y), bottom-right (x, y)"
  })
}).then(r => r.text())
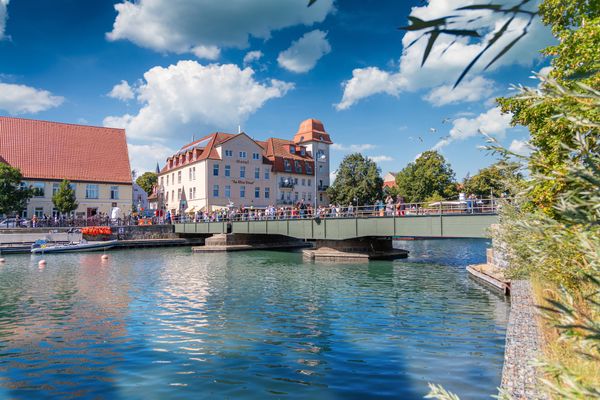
top-left (429, 128), bottom-right (437, 133)
top-left (441, 118), bottom-right (452, 124)
top-left (439, 135), bottom-right (451, 140)
top-left (418, 136), bottom-right (424, 143)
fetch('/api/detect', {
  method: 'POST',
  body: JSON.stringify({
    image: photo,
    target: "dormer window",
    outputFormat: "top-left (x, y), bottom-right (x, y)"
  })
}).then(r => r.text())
top-left (300, 147), bottom-right (306, 156)
top-left (289, 146), bottom-right (295, 154)
top-left (283, 159), bottom-right (292, 172)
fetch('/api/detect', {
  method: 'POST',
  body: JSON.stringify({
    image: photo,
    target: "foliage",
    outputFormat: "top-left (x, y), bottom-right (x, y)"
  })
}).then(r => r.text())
top-left (326, 153), bottom-right (383, 205)
top-left (52, 179), bottom-right (78, 215)
top-left (136, 172), bottom-right (158, 196)
top-left (394, 151), bottom-right (457, 203)
top-left (0, 163), bottom-right (36, 216)
top-left (463, 160), bottom-right (523, 198)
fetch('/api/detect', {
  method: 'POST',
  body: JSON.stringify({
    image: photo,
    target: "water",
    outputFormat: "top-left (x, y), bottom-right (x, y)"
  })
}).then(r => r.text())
top-left (0, 240), bottom-right (509, 399)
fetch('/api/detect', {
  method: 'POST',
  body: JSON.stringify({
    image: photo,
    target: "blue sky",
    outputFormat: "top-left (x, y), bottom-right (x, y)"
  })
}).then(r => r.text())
top-left (0, 0), bottom-right (554, 179)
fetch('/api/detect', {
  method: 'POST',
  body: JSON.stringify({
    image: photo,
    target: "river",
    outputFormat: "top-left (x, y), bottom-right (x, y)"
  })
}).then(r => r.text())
top-left (0, 239), bottom-right (508, 399)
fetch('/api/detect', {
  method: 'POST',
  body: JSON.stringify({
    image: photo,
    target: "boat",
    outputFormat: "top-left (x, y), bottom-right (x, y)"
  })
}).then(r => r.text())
top-left (31, 239), bottom-right (118, 254)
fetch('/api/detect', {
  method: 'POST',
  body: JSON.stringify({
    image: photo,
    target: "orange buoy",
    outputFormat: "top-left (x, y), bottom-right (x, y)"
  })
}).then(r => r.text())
top-left (38, 259), bottom-right (46, 267)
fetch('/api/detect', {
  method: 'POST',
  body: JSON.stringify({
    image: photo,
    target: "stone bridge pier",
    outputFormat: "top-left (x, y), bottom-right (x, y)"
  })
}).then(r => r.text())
top-left (303, 237), bottom-right (408, 261)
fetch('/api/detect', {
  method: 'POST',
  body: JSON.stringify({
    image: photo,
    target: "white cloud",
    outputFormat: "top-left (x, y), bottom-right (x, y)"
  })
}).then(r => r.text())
top-left (337, 0), bottom-right (554, 110)
top-left (107, 0), bottom-right (335, 58)
top-left (0, 0), bottom-right (8, 40)
top-left (191, 45), bottom-right (220, 60)
top-left (103, 60), bottom-right (293, 142)
top-left (369, 155), bottom-right (393, 163)
top-left (128, 142), bottom-right (176, 173)
top-left (331, 143), bottom-right (376, 152)
top-left (108, 80), bottom-right (135, 101)
top-left (0, 82), bottom-right (64, 114)
top-left (432, 106), bottom-right (512, 150)
top-left (424, 77), bottom-right (495, 107)
top-left (243, 50), bottom-right (263, 65)
top-left (508, 139), bottom-right (532, 156)
top-left (277, 29), bottom-right (331, 73)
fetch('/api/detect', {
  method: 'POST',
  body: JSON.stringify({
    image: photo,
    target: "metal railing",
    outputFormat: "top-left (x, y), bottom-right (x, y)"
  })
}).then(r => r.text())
top-left (172, 197), bottom-right (504, 224)
top-left (0, 216), bottom-right (163, 229)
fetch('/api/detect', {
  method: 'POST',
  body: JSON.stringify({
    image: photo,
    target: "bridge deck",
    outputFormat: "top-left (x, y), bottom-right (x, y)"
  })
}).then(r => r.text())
top-left (175, 214), bottom-right (497, 240)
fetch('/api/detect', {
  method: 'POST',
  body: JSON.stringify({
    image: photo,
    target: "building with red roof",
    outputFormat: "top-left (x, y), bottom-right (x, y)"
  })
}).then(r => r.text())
top-left (0, 116), bottom-right (133, 219)
top-left (157, 118), bottom-right (332, 213)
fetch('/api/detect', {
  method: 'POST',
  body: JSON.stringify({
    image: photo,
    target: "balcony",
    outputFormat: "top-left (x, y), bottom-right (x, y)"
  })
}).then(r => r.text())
top-left (279, 180), bottom-right (294, 189)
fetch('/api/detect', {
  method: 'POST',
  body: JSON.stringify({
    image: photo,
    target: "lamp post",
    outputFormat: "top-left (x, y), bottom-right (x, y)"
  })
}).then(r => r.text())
top-left (314, 152), bottom-right (327, 211)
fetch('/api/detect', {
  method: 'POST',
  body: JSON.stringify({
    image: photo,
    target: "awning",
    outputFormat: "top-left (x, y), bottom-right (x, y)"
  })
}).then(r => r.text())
top-left (185, 206), bottom-right (196, 213)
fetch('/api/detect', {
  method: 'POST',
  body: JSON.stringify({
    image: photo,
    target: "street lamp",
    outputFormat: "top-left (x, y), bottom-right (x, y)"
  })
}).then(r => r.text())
top-left (314, 152), bottom-right (327, 211)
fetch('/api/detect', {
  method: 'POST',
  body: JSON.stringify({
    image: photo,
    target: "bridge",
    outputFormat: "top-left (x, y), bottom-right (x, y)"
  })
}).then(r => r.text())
top-left (175, 211), bottom-right (498, 260)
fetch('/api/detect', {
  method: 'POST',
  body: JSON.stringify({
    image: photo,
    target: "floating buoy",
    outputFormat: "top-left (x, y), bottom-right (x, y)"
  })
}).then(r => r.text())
top-left (101, 254), bottom-right (109, 260)
top-left (38, 259), bottom-right (46, 267)
top-left (0, 258), bottom-right (5, 263)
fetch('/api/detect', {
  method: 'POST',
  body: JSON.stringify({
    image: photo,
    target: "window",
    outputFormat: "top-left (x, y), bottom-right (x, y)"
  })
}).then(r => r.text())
top-left (166, 192), bottom-right (169, 202)
top-left (264, 187), bottom-right (270, 199)
top-left (193, 187), bottom-right (196, 199)
top-left (240, 166), bottom-right (246, 178)
top-left (110, 186), bottom-right (119, 200)
top-left (295, 161), bottom-right (302, 173)
top-left (34, 207), bottom-right (44, 218)
top-left (52, 183), bottom-right (60, 195)
top-left (308, 179), bottom-right (312, 187)
top-left (284, 159), bottom-right (292, 172)
top-left (225, 165), bottom-right (231, 177)
top-left (166, 175), bottom-right (169, 185)
top-left (225, 185), bottom-right (231, 198)
top-left (294, 178), bottom-right (298, 184)
top-left (306, 163), bottom-right (313, 174)
top-left (290, 146), bottom-right (295, 154)
top-left (189, 168), bottom-right (192, 180)
top-left (177, 188), bottom-right (181, 200)
top-left (70, 183), bottom-right (76, 193)
top-left (177, 171), bottom-right (182, 183)
top-left (300, 148), bottom-right (306, 156)
top-left (264, 168), bottom-right (270, 180)
top-left (308, 193), bottom-right (312, 201)
top-left (253, 153), bottom-right (260, 160)
top-left (171, 190), bottom-right (174, 201)
top-left (189, 188), bottom-right (193, 200)
top-left (86, 184), bottom-right (99, 199)
top-left (161, 177), bottom-right (164, 187)
top-left (225, 149), bottom-right (233, 157)
top-left (239, 151), bottom-right (247, 159)
top-left (171, 173), bottom-right (174, 183)
top-left (192, 167), bottom-right (196, 180)
top-left (255, 187), bottom-right (260, 199)
top-left (295, 192), bottom-right (299, 201)
top-left (32, 182), bottom-right (45, 197)
top-left (254, 167), bottom-right (260, 179)
top-left (213, 164), bottom-right (219, 176)
top-left (316, 149), bottom-right (325, 161)
top-left (240, 186), bottom-right (246, 198)
top-left (213, 184), bottom-right (219, 197)
top-left (301, 179), bottom-right (305, 186)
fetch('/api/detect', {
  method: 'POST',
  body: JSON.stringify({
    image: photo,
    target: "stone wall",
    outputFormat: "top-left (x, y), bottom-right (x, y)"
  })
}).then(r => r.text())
top-left (110, 225), bottom-right (176, 240)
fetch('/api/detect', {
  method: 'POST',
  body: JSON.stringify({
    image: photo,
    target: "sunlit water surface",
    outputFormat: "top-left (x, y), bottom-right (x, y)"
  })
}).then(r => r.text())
top-left (0, 239), bottom-right (508, 399)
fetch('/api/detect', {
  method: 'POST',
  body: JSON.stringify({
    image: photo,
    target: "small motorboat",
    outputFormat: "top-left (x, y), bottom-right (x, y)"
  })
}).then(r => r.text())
top-left (31, 239), bottom-right (118, 254)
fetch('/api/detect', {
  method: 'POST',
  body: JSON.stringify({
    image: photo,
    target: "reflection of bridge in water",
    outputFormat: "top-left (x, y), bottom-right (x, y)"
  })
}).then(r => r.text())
top-left (175, 209), bottom-right (498, 260)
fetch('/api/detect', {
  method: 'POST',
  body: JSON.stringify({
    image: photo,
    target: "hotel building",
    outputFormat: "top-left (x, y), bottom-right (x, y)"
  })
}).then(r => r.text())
top-left (158, 118), bottom-right (332, 213)
top-left (0, 117), bottom-right (133, 218)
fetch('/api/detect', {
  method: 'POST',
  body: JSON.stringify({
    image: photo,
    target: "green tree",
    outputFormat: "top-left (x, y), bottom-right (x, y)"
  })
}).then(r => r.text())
top-left (52, 179), bottom-right (78, 216)
top-left (136, 172), bottom-right (158, 196)
top-left (394, 151), bottom-right (457, 203)
top-left (327, 153), bottom-right (383, 205)
top-left (463, 160), bottom-right (523, 198)
top-left (0, 163), bottom-right (35, 217)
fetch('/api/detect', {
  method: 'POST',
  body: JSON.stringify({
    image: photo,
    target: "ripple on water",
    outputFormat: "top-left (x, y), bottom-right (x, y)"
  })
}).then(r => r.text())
top-left (0, 241), bottom-right (508, 399)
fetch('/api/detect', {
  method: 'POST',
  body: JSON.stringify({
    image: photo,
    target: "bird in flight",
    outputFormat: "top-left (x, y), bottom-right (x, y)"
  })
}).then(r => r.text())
top-left (429, 128), bottom-right (437, 133)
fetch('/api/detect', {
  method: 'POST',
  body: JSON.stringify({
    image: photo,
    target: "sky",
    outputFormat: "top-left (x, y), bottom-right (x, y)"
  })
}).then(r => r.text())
top-left (0, 0), bottom-right (554, 180)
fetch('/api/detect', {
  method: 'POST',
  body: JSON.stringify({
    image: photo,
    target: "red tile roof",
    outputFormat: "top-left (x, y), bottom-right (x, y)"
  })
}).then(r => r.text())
top-left (0, 116), bottom-right (132, 184)
top-left (293, 118), bottom-right (333, 144)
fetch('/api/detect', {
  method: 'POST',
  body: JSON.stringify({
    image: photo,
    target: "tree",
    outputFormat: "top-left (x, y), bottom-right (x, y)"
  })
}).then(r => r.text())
top-left (463, 160), bottom-right (523, 198)
top-left (52, 179), bottom-right (78, 216)
top-left (136, 172), bottom-right (158, 196)
top-left (394, 151), bottom-right (457, 203)
top-left (327, 153), bottom-right (383, 205)
top-left (0, 163), bottom-right (35, 217)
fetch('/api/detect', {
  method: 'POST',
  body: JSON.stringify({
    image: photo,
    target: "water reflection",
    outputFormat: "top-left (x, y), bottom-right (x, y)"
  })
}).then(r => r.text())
top-left (0, 241), bottom-right (508, 399)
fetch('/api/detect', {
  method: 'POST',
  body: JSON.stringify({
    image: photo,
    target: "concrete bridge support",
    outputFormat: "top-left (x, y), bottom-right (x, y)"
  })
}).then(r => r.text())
top-left (303, 237), bottom-right (408, 261)
top-left (192, 233), bottom-right (310, 253)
